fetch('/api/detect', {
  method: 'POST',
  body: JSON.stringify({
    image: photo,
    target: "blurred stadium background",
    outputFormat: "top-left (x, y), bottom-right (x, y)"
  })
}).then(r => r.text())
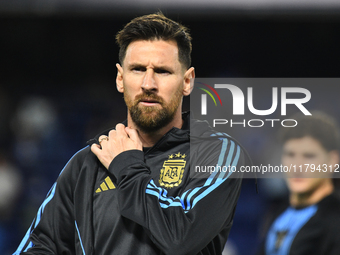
top-left (1, 1), bottom-right (340, 254)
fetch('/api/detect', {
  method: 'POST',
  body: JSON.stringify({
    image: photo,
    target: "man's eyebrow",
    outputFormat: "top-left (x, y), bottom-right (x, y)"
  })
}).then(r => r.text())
top-left (128, 63), bottom-right (146, 69)
top-left (153, 66), bottom-right (175, 73)
top-left (283, 149), bottom-right (294, 154)
top-left (127, 63), bottom-right (175, 73)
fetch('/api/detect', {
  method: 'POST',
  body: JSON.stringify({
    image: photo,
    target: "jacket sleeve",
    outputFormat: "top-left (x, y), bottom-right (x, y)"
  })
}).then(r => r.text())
top-left (108, 137), bottom-right (244, 255)
top-left (13, 147), bottom-right (89, 255)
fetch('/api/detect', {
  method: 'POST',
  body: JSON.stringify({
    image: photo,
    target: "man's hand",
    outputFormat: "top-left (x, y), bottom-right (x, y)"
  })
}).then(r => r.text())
top-left (91, 124), bottom-right (143, 169)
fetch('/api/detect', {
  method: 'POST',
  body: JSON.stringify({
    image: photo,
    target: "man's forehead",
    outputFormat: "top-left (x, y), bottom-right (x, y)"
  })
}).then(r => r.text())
top-left (283, 136), bottom-right (325, 151)
top-left (123, 39), bottom-right (181, 66)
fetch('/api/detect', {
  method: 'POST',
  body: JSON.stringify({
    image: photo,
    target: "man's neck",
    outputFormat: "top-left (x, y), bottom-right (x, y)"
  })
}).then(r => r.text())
top-left (127, 112), bottom-right (183, 148)
top-left (290, 179), bottom-right (334, 207)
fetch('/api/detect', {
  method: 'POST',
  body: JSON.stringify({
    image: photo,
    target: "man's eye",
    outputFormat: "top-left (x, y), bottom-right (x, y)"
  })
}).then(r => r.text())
top-left (155, 68), bottom-right (171, 74)
top-left (284, 152), bottom-right (295, 158)
top-left (304, 153), bottom-right (316, 159)
top-left (132, 67), bottom-right (145, 72)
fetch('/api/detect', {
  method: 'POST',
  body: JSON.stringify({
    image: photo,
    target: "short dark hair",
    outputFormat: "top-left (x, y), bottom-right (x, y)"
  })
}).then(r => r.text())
top-left (280, 111), bottom-right (340, 151)
top-left (116, 12), bottom-right (192, 69)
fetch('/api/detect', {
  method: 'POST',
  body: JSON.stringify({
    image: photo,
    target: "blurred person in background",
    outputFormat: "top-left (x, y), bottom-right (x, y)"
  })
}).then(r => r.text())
top-left (14, 12), bottom-right (245, 255)
top-left (0, 152), bottom-right (22, 255)
top-left (257, 112), bottom-right (340, 255)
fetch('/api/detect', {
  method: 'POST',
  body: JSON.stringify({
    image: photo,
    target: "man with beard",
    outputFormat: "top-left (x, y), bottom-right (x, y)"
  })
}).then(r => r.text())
top-left (14, 13), bottom-right (244, 255)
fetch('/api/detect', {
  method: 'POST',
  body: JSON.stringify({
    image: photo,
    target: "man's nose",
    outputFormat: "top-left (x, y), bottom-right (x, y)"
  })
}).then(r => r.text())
top-left (141, 69), bottom-right (157, 92)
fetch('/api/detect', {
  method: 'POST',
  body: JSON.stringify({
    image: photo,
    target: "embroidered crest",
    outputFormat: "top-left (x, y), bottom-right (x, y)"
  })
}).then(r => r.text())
top-left (159, 152), bottom-right (186, 188)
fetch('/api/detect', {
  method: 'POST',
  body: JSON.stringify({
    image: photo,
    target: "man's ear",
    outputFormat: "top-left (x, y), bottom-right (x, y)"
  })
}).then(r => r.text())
top-left (116, 63), bottom-right (124, 93)
top-left (183, 67), bottom-right (195, 96)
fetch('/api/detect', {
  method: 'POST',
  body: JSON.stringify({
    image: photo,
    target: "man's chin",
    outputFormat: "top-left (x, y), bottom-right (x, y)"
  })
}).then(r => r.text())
top-left (134, 119), bottom-right (166, 133)
top-left (138, 105), bottom-right (162, 113)
top-left (132, 112), bottom-right (174, 133)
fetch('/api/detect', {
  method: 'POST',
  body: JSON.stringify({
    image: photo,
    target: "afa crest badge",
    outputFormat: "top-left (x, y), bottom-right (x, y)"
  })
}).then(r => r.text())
top-left (159, 152), bottom-right (186, 188)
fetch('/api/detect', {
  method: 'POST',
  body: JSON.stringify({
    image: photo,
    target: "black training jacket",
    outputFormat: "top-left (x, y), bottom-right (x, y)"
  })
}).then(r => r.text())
top-left (14, 113), bottom-right (244, 255)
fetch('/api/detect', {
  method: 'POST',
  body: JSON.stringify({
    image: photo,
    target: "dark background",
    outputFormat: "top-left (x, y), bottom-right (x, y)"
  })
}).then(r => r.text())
top-left (1, 6), bottom-right (340, 255)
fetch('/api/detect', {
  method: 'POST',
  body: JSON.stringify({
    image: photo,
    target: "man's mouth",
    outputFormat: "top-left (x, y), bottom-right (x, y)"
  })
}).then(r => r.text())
top-left (139, 98), bottom-right (160, 106)
top-left (290, 178), bottom-right (305, 182)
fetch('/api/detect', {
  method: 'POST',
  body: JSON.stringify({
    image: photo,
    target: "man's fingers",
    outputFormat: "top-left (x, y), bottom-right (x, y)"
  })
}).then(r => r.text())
top-left (125, 127), bottom-right (139, 141)
top-left (98, 135), bottom-right (109, 145)
top-left (114, 123), bottom-right (127, 137)
top-left (126, 127), bottom-right (143, 150)
top-left (91, 143), bottom-right (101, 156)
top-left (91, 143), bottom-right (111, 169)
